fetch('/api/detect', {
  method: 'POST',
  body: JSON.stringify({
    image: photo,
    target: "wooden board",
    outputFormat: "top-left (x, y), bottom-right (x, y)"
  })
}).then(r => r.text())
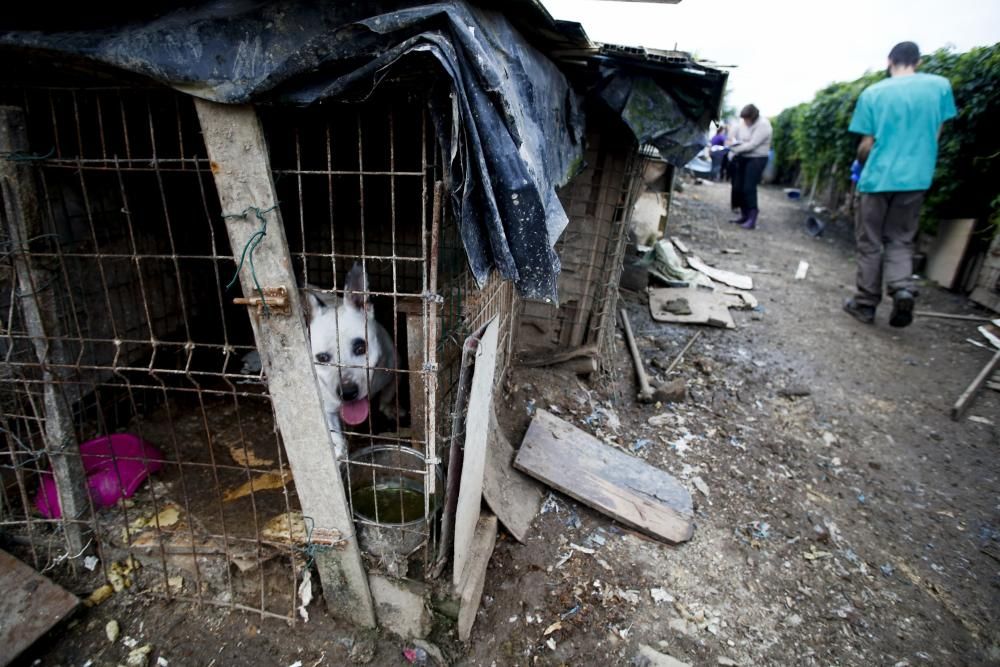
top-left (648, 287), bottom-right (736, 329)
top-left (482, 406), bottom-right (544, 542)
top-left (453, 318), bottom-right (499, 588)
top-left (456, 513), bottom-right (498, 641)
top-left (926, 218), bottom-right (975, 289)
top-left (195, 100), bottom-right (375, 627)
top-left (0, 548), bottom-right (79, 666)
top-left (970, 231), bottom-right (1000, 313)
top-left (687, 255), bottom-right (753, 290)
top-left (951, 349), bottom-right (1000, 421)
top-left (514, 410), bottom-right (693, 544)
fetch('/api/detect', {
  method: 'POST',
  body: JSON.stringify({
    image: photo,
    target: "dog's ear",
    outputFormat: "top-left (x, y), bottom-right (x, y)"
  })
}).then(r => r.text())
top-left (303, 284), bottom-right (335, 321)
top-left (344, 263), bottom-right (370, 313)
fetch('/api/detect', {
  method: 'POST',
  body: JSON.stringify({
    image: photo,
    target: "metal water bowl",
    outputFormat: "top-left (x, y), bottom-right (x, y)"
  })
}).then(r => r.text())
top-left (347, 445), bottom-right (443, 560)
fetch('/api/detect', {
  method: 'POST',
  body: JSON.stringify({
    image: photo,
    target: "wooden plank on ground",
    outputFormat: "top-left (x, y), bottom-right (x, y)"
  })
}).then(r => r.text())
top-left (951, 349), bottom-right (1000, 421)
top-left (456, 513), bottom-right (498, 641)
top-left (453, 318), bottom-right (499, 588)
top-left (648, 287), bottom-right (735, 329)
top-left (482, 406), bottom-right (544, 542)
top-left (687, 255), bottom-right (753, 290)
top-left (514, 409), bottom-right (693, 544)
top-left (0, 548), bottom-right (79, 666)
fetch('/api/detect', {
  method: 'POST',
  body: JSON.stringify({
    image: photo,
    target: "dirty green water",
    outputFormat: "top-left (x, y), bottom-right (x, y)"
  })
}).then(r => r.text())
top-left (351, 484), bottom-right (426, 524)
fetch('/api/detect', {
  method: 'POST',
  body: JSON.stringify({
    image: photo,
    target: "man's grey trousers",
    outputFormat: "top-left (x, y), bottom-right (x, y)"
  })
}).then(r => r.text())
top-left (853, 191), bottom-right (924, 306)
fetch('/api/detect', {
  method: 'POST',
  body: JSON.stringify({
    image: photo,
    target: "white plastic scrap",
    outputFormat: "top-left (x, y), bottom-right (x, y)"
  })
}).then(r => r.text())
top-left (298, 569), bottom-right (314, 623)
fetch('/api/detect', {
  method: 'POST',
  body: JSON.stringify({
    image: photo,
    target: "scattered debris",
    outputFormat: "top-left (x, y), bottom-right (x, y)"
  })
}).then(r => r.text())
top-left (794, 261), bottom-right (809, 280)
top-left (653, 378), bottom-right (687, 404)
top-left (83, 555), bottom-right (99, 571)
top-left (687, 255), bottom-right (753, 290)
top-left (402, 647), bottom-right (428, 665)
top-left (125, 644), bottom-right (154, 667)
top-left (105, 620), bottom-right (120, 643)
top-left (649, 287), bottom-right (734, 328)
top-left (636, 644), bottom-right (692, 667)
top-left (691, 476), bottom-right (710, 499)
top-left (650, 588), bottom-right (673, 604)
top-left (967, 415), bottom-right (993, 425)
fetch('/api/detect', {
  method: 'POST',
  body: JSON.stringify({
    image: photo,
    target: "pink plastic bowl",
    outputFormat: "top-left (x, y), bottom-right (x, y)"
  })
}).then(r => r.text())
top-left (35, 434), bottom-right (163, 519)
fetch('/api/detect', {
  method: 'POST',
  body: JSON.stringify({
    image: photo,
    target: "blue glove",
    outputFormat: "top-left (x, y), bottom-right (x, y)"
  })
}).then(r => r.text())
top-left (850, 159), bottom-right (862, 183)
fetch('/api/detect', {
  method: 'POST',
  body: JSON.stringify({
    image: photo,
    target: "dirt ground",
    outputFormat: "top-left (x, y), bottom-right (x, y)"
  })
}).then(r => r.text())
top-left (19, 181), bottom-right (1000, 667)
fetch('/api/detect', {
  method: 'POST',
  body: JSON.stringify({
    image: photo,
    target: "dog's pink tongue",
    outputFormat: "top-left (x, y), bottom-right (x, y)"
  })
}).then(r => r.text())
top-left (340, 399), bottom-right (370, 426)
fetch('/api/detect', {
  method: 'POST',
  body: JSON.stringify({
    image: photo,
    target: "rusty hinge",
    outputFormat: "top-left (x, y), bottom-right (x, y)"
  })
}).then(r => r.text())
top-left (233, 286), bottom-right (290, 316)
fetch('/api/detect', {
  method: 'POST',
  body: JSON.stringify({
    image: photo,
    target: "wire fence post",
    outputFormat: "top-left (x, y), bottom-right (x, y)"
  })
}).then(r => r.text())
top-left (0, 105), bottom-right (91, 557)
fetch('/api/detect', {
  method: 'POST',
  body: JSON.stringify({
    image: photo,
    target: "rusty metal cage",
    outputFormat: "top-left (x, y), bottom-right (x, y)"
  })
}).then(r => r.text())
top-left (0, 81), bottom-right (516, 621)
top-left (517, 122), bottom-right (645, 371)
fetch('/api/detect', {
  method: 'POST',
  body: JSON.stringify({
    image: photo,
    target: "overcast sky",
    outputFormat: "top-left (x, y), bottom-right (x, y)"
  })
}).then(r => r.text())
top-left (540, 0), bottom-right (1000, 119)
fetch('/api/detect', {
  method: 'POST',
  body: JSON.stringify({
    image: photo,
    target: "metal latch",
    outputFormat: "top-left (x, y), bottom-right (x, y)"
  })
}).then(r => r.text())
top-left (233, 286), bottom-right (291, 316)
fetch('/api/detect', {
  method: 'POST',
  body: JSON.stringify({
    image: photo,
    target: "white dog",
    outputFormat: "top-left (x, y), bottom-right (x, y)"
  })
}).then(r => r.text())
top-left (305, 263), bottom-right (399, 459)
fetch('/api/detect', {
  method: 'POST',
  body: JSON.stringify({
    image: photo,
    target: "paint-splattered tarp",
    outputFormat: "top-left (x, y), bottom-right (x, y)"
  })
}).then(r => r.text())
top-left (0, 1), bottom-right (711, 299)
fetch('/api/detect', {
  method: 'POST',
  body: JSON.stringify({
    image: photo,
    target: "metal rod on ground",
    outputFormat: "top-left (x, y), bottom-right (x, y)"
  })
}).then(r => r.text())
top-left (951, 349), bottom-right (1000, 421)
top-left (664, 330), bottom-right (703, 376)
top-left (915, 311), bottom-right (994, 323)
top-left (619, 309), bottom-right (654, 402)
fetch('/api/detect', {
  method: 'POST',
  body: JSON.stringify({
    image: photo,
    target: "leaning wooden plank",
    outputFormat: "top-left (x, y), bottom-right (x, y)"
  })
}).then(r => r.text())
top-left (194, 100), bottom-right (375, 627)
top-left (456, 513), bottom-right (498, 641)
top-left (670, 236), bottom-right (690, 255)
top-left (951, 349), bottom-right (1000, 421)
top-left (687, 255), bottom-right (753, 290)
top-left (0, 548), bottom-right (80, 666)
top-left (514, 410), bottom-right (693, 543)
top-left (453, 318), bottom-right (500, 588)
top-left (483, 406), bottom-right (544, 542)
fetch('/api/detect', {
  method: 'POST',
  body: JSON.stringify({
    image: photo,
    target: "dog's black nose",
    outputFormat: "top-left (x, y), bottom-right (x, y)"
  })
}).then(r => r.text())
top-left (338, 382), bottom-right (359, 402)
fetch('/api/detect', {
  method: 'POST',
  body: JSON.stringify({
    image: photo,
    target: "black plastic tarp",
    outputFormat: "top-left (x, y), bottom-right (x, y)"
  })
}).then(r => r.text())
top-left (0, 0), bottom-right (585, 300)
top-left (0, 1), bottom-right (722, 300)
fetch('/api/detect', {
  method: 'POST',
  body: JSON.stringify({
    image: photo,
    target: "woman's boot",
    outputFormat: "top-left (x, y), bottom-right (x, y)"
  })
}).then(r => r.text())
top-left (729, 207), bottom-right (749, 224)
top-left (740, 208), bottom-right (759, 230)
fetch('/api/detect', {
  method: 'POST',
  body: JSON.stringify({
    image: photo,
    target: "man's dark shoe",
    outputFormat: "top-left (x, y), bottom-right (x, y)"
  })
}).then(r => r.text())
top-left (843, 298), bottom-right (875, 324)
top-left (889, 289), bottom-right (914, 328)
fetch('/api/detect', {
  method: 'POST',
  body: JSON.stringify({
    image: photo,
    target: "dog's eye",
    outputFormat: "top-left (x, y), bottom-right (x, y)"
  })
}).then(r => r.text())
top-left (352, 339), bottom-right (366, 357)
top-left (315, 352), bottom-right (331, 364)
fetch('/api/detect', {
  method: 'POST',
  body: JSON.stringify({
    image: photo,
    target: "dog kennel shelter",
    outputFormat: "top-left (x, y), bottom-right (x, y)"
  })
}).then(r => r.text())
top-left (0, 0), bottom-right (724, 638)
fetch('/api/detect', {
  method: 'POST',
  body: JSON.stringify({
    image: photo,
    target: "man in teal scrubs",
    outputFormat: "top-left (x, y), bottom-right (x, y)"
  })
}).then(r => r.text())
top-left (843, 41), bottom-right (957, 327)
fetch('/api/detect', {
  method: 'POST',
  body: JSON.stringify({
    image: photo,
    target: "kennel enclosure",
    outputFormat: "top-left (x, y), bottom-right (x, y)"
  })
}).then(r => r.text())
top-left (0, 0), bottom-right (725, 636)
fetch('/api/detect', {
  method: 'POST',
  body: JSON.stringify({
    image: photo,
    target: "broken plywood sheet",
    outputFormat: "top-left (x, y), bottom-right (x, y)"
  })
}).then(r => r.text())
top-left (483, 406), bottom-right (544, 542)
top-left (514, 410), bottom-right (693, 544)
top-left (649, 287), bottom-right (735, 329)
top-left (453, 318), bottom-right (499, 589)
top-left (687, 255), bottom-right (753, 290)
top-left (1, 548), bottom-right (80, 666)
top-left (456, 513), bottom-right (498, 641)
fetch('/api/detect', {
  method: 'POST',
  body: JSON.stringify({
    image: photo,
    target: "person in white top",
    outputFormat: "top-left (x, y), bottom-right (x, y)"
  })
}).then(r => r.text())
top-left (727, 104), bottom-right (773, 230)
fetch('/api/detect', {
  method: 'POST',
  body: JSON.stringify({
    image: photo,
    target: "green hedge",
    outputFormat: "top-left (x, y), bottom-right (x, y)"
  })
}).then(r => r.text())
top-left (771, 44), bottom-right (1000, 232)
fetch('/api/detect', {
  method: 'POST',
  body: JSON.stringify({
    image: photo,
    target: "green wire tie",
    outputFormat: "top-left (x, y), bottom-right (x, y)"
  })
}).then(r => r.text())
top-left (1, 147), bottom-right (55, 162)
top-left (224, 204), bottom-right (279, 317)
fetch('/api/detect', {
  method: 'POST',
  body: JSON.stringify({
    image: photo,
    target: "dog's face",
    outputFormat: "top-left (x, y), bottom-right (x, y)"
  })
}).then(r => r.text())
top-left (306, 264), bottom-right (385, 426)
